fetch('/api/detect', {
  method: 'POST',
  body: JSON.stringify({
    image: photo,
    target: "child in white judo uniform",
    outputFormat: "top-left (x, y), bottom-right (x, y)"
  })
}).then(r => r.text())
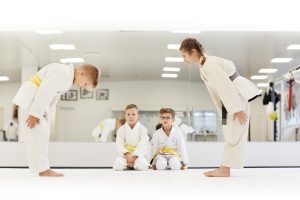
top-left (151, 108), bottom-right (188, 170)
top-left (179, 38), bottom-right (260, 177)
top-left (13, 63), bottom-right (100, 176)
top-left (91, 117), bottom-right (126, 142)
top-left (113, 104), bottom-right (149, 171)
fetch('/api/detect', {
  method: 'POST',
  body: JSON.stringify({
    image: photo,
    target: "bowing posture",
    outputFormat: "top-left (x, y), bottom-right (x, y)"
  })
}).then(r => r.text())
top-left (180, 38), bottom-right (260, 177)
top-left (13, 63), bottom-right (100, 176)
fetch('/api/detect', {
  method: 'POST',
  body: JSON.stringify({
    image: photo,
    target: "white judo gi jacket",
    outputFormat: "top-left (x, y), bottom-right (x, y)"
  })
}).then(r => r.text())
top-left (91, 118), bottom-right (116, 142)
top-left (116, 121), bottom-right (149, 157)
top-left (151, 126), bottom-right (189, 165)
top-left (199, 56), bottom-right (260, 116)
top-left (13, 63), bottom-right (74, 119)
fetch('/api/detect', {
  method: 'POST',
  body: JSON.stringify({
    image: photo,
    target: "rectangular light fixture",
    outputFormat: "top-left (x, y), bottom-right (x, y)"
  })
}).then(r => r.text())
top-left (36, 30), bottom-right (63, 34)
top-left (271, 58), bottom-right (292, 63)
top-left (257, 83), bottom-right (269, 87)
top-left (60, 58), bottom-right (84, 63)
top-left (167, 44), bottom-right (180, 50)
top-left (251, 75), bottom-right (268, 80)
top-left (170, 31), bottom-right (201, 34)
top-left (0, 76), bottom-right (10, 81)
top-left (165, 57), bottom-right (184, 62)
top-left (287, 44), bottom-right (300, 50)
top-left (161, 73), bottom-right (178, 78)
top-left (49, 44), bottom-right (76, 50)
top-left (258, 68), bottom-right (278, 73)
top-left (163, 67), bottom-right (180, 72)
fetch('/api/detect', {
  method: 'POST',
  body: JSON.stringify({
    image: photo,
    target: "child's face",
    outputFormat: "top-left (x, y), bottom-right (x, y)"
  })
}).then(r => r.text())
top-left (160, 113), bottom-right (175, 128)
top-left (180, 49), bottom-right (199, 64)
top-left (125, 108), bottom-right (139, 127)
top-left (74, 70), bottom-right (94, 88)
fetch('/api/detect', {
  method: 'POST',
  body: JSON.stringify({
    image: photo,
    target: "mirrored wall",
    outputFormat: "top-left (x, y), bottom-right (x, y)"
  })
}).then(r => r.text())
top-left (1, 31), bottom-right (300, 142)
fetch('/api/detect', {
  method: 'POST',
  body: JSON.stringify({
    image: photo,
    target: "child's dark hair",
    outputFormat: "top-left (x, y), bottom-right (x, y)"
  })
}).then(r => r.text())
top-left (159, 108), bottom-right (175, 119)
top-left (179, 38), bottom-right (204, 56)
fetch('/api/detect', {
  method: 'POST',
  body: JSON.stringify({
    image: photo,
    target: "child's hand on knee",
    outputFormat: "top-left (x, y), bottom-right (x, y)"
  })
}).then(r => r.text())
top-left (124, 152), bottom-right (135, 163)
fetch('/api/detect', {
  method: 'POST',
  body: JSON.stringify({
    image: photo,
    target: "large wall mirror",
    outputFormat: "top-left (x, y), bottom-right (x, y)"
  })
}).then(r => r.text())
top-left (1, 31), bottom-right (299, 142)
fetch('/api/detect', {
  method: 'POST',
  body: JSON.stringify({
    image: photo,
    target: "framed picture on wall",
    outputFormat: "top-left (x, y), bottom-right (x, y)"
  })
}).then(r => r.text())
top-left (80, 88), bottom-right (94, 99)
top-left (61, 89), bottom-right (78, 101)
top-left (96, 89), bottom-right (109, 100)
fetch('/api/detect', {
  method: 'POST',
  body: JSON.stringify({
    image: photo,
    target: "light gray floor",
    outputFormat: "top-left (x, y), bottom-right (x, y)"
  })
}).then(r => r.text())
top-left (0, 168), bottom-right (298, 200)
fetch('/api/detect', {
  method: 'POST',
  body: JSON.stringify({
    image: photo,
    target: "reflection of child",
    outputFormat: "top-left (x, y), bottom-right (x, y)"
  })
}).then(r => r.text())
top-left (113, 104), bottom-right (149, 171)
top-left (91, 118), bottom-right (126, 142)
top-left (155, 123), bottom-right (162, 130)
top-left (151, 108), bottom-right (188, 170)
top-left (4, 105), bottom-right (19, 141)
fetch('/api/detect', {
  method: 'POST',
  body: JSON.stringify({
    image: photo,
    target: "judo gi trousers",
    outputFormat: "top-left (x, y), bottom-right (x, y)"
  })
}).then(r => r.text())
top-left (156, 154), bottom-right (181, 170)
top-left (20, 108), bottom-right (50, 174)
top-left (222, 95), bottom-right (250, 168)
top-left (113, 156), bottom-right (149, 171)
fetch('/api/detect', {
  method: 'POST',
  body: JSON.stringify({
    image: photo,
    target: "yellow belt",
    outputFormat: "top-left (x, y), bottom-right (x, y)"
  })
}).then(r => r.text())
top-left (30, 74), bottom-right (42, 87)
top-left (152, 147), bottom-right (181, 162)
top-left (98, 121), bottom-right (105, 129)
top-left (125, 144), bottom-right (136, 154)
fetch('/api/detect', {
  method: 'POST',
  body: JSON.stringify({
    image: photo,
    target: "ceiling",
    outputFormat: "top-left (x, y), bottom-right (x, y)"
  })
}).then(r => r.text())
top-left (0, 31), bottom-right (300, 84)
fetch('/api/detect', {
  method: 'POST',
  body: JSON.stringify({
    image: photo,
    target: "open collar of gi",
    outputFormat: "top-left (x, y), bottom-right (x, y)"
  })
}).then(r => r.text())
top-left (125, 121), bottom-right (140, 132)
top-left (162, 125), bottom-right (176, 138)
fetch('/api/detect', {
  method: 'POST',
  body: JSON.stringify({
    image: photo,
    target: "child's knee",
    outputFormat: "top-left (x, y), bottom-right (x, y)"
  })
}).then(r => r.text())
top-left (169, 159), bottom-right (181, 170)
top-left (156, 158), bottom-right (167, 170)
top-left (113, 158), bottom-right (126, 171)
top-left (134, 157), bottom-right (149, 171)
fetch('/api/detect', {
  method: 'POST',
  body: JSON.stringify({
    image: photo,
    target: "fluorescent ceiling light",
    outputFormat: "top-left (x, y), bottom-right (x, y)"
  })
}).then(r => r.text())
top-left (251, 75), bottom-right (268, 80)
top-left (287, 44), bottom-right (300, 50)
top-left (0, 76), bottom-right (9, 81)
top-left (167, 44), bottom-right (180, 50)
top-left (257, 83), bottom-right (269, 87)
top-left (165, 57), bottom-right (184, 62)
top-left (163, 67), bottom-right (180, 72)
top-left (49, 44), bottom-right (76, 50)
top-left (171, 31), bottom-right (201, 34)
top-left (60, 58), bottom-right (84, 63)
top-left (36, 30), bottom-right (63, 34)
top-left (271, 58), bottom-right (292, 63)
top-left (161, 73), bottom-right (178, 78)
top-left (258, 68), bottom-right (278, 73)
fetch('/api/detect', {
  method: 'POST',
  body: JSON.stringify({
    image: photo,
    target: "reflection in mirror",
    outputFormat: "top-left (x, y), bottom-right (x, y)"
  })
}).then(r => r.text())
top-left (1, 31), bottom-right (300, 142)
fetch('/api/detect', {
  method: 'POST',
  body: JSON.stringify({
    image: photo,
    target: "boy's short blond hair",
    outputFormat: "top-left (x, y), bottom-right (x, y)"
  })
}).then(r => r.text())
top-left (80, 64), bottom-right (100, 88)
top-left (125, 104), bottom-right (138, 111)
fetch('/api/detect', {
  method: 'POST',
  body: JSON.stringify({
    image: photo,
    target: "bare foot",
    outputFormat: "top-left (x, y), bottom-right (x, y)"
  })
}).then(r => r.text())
top-left (39, 169), bottom-right (64, 177)
top-left (204, 166), bottom-right (230, 177)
